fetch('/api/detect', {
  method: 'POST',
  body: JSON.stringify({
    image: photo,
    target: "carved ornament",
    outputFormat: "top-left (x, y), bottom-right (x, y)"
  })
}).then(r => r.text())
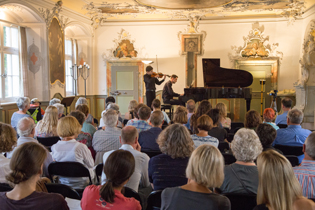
top-left (38, 1), bottom-right (69, 30)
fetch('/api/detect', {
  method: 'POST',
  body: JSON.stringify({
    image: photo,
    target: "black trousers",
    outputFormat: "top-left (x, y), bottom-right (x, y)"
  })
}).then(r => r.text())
top-left (146, 91), bottom-right (156, 108)
top-left (164, 99), bottom-right (185, 106)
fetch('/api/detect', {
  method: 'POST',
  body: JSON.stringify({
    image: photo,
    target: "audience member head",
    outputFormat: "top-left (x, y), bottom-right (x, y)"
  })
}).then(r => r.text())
top-left (75, 104), bottom-right (89, 118)
top-left (138, 105), bottom-right (151, 121)
top-left (120, 126), bottom-right (138, 145)
top-left (75, 97), bottom-right (88, 108)
top-left (0, 123), bottom-right (17, 153)
top-left (105, 96), bottom-right (116, 105)
top-left (57, 116), bottom-right (81, 138)
top-left (287, 108), bottom-right (303, 125)
top-left (173, 106), bottom-right (188, 124)
top-left (257, 150), bottom-right (302, 210)
top-left (196, 100), bottom-right (212, 117)
top-left (231, 128), bottom-right (262, 162)
top-left (16, 97), bottom-right (30, 111)
top-left (150, 110), bottom-right (164, 127)
top-left (197, 115), bottom-right (213, 132)
top-left (281, 97), bottom-right (292, 110)
top-left (49, 98), bottom-right (61, 106)
top-left (133, 103), bottom-right (146, 119)
top-left (255, 123), bottom-right (277, 148)
top-left (216, 103), bottom-right (227, 119)
top-left (17, 117), bottom-right (35, 137)
top-left (151, 99), bottom-right (161, 110)
top-left (53, 103), bottom-right (65, 118)
top-left (304, 132), bottom-right (315, 160)
top-left (6, 142), bottom-right (47, 184)
top-left (157, 124), bottom-right (194, 159)
top-left (106, 103), bottom-right (120, 115)
top-left (128, 100), bottom-right (138, 112)
top-left (36, 106), bottom-right (58, 135)
top-left (186, 144), bottom-right (224, 188)
top-left (100, 150), bottom-right (135, 203)
top-left (102, 109), bottom-right (118, 127)
top-left (263, 108), bottom-right (275, 122)
top-left (69, 110), bottom-right (86, 126)
top-left (186, 99), bottom-right (196, 114)
top-left (30, 98), bottom-right (41, 106)
top-left (207, 108), bottom-right (220, 126)
top-left (245, 110), bottom-right (262, 129)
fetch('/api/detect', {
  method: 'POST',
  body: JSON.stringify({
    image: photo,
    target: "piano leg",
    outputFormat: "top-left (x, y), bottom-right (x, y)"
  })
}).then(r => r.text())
top-left (246, 98), bottom-right (251, 112)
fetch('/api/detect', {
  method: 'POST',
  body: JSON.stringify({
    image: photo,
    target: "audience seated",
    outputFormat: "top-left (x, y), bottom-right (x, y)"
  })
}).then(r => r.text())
top-left (126, 105), bottom-right (152, 133)
top-left (245, 110), bottom-right (262, 130)
top-left (275, 97), bottom-right (292, 125)
top-left (30, 98), bottom-right (45, 116)
top-left (49, 98), bottom-right (61, 106)
top-left (190, 100), bottom-right (212, 134)
top-left (149, 124), bottom-right (194, 191)
top-left (139, 110), bottom-right (164, 151)
top-left (272, 109), bottom-right (312, 163)
top-left (0, 142), bottom-right (69, 210)
top-left (81, 150), bottom-right (141, 210)
top-left (220, 128), bottom-right (262, 194)
top-left (294, 132), bottom-right (315, 199)
top-left (75, 104), bottom-right (97, 137)
top-left (263, 108), bottom-right (279, 130)
top-left (75, 97), bottom-right (95, 125)
top-left (11, 97), bottom-right (32, 132)
top-left (173, 106), bottom-right (188, 125)
top-left (190, 115), bottom-right (219, 148)
top-left (0, 123), bottom-right (17, 185)
top-left (216, 103), bottom-right (231, 130)
top-left (126, 103), bottom-right (146, 124)
top-left (7, 117), bottom-right (53, 177)
top-left (105, 96), bottom-right (116, 105)
top-left (208, 109), bottom-right (228, 142)
top-left (35, 106), bottom-right (58, 137)
top-left (124, 99), bottom-right (138, 121)
top-left (186, 99), bottom-right (195, 121)
top-left (255, 123), bottom-right (282, 153)
top-left (93, 109), bottom-right (122, 164)
top-left (161, 145), bottom-right (230, 210)
top-left (53, 103), bottom-right (65, 119)
top-left (51, 116), bottom-right (94, 189)
top-left (100, 103), bottom-right (123, 127)
top-left (151, 99), bottom-right (170, 124)
top-left (101, 126), bottom-right (150, 193)
top-left (253, 150), bottom-right (315, 210)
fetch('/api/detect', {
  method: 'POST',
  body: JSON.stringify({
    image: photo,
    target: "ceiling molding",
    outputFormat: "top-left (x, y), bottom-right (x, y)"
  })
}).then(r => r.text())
top-left (302, 3), bottom-right (315, 19)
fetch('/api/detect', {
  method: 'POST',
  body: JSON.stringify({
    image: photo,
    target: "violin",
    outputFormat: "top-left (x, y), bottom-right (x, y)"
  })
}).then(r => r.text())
top-left (151, 72), bottom-right (170, 78)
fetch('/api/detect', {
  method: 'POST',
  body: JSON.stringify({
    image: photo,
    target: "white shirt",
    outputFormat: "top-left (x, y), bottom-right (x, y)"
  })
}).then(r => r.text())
top-left (0, 154), bottom-right (11, 184)
top-left (51, 139), bottom-right (95, 189)
top-left (101, 144), bottom-right (150, 192)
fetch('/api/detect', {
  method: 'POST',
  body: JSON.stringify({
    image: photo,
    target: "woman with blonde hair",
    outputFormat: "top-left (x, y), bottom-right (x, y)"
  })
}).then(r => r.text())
top-left (35, 106), bottom-right (59, 137)
top-left (124, 99), bottom-right (138, 120)
top-left (254, 150), bottom-right (315, 210)
top-left (216, 103), bottom-right (231, 129)
top-left (149, 124), bottom-right (194, 191)
top-left (161, 144), bottom-right (230, 210)
top-left (173, 106), bottom-right (188, 125)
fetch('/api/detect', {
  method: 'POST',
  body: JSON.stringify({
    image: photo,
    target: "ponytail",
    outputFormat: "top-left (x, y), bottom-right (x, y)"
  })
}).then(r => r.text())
top-left (100, 180), bottom-right (115, 203)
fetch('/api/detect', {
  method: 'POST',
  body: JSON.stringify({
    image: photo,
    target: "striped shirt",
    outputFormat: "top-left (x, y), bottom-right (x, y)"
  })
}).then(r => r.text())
top-left (294, 160), bottom-right (315, 198)
top-left (92, 127), bottom-right (122, 152)
top-left (126, 120), bottom-right (152, 133)
top-left (191, 134), bottom-right (219, 148)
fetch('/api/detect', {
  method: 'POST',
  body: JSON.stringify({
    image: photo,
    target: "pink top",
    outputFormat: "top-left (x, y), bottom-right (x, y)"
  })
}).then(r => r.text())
top-left (81, 185), bottom-right (141, 210)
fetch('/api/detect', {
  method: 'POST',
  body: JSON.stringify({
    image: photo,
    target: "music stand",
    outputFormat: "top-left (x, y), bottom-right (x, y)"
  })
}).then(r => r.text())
top-left (61, 97), bottom-right (75, 115)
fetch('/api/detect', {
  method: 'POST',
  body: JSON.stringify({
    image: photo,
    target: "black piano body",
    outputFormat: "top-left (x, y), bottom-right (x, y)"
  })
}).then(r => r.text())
top-left (182, 59), bottom-right (253, 111)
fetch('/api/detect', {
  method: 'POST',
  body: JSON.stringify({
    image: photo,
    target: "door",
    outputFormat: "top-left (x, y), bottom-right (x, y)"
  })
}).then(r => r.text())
top-left (111, 66), bottom-right (139, 115)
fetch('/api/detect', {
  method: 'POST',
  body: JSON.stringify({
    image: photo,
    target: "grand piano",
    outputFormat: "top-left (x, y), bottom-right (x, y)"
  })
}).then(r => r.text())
top-left (182, 59), bottom-right (253, 111)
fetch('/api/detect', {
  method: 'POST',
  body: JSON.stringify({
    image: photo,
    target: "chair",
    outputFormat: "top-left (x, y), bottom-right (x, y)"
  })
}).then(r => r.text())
top-left (230, 122), bottom-right (244, 133)
top-left (161, 104), bottom-right (173, 120)
top-left (274, 145), bottom-right (304, 156)
top-left (142, 150), bottom-right (162, 158)
top-left (222, 153), bottom-right (236, 165)
top-left (224, 127), bottom-right (230, 134)
top-left (146, 190), bottom-right (162, 210)
top-left (227, 133), bottom-right (234, 142)
top-left (224, 193), bottom-right (257, 210)
top-left (123, 187), bottom-right (142, 207)
top-left (218, 142), bottom-right (230, 153)
top-left (123, 119), bottom-right (129, 126)
top-left (0, 183), bottom-right (13, 192)
top-left (95, 163), bottom-right (104, 184)
top-left (277, 124), bottom-right (288, 128)
top-left (45, 183), bottom-right (81, 200)
top-left (285, 155), bottom-right (299, 167)
top-left (37, 136), bottom-right (60, 147)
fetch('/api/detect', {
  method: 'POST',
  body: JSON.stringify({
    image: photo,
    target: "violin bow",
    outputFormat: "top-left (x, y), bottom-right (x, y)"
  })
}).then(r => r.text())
top-left (156, 55), bottom-right (159, 73)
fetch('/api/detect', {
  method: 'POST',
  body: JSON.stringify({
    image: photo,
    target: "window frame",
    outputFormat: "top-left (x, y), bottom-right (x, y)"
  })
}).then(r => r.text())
top-left (65, 38), bottom-right (75, 96)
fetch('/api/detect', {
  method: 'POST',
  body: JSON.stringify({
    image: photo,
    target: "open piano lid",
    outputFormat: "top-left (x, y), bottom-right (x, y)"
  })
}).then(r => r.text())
top-left (202, 59), bottom-right (253, 88)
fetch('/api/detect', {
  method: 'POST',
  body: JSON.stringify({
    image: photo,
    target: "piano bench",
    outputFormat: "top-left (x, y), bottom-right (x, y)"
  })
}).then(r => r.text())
top-left (161, 104), bottom-right (174, 120)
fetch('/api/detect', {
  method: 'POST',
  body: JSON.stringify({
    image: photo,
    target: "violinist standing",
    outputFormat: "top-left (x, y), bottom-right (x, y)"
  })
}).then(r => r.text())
top-left (144, 66), bottom-right (166, 108)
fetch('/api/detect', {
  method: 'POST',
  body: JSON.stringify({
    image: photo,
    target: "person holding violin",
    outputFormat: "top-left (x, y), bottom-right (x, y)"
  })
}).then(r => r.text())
top-left (144, 66), bottom-right (167, 108)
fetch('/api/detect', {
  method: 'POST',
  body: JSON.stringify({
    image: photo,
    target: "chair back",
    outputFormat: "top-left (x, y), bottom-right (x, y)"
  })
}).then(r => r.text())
top-left (224, 193), bottom-right (257, 210)
top-left (218, 142), bottom-right (230, 153)
top-left (227, 133), bottom-right (234, 142)
top-left (230, 122), bottom-right (244, 133)
top-left (147, 190), bottom-right (162, 210)
top-left (224, 127), bottom-right (230, 134)
top-left (48, 161), bottom-right (92, 185)
top-left (277, 124), bottom-right (288, 128)
top-left (274, 145), bottom-right (304, 156)
top-left (123, 119), bottom-right (129, 126)
top-left (222, 153), bottom-right (236, 165)
top-left (285, 155), bottom-right (300, 167)
top-left (45, 183), bottom-right (81, 200)
top-left (37, 136), bottom-right (60, 147)
top-left (123, 187), bottom-right (142, 207)
top-left (0, 183), bottom-right (13, 192)
top-left (141, 150), bottom-right (162, 158)
top-left (95, 163), bottom-right (104, 184)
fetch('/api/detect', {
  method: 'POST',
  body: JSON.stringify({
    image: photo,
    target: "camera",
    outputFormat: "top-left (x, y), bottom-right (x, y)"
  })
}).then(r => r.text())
top-left (269, 90), bottom-right (278, 97)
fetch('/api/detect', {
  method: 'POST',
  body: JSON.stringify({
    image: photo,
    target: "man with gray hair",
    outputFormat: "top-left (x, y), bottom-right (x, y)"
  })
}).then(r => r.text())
top-left (294, 132), bottom-right (315, 199)
top-left (7, 117), bottom-right (53, 177)
top-left (53, 103), bottom-right (65, 119)
top-left (49, 98), bottom-right (61, 106)
top-left (75, 97), bottom-right (95, 125)
top-left (11, 97), bottom-right (32, 131)
top-left (273, 108), bottom-right (312, 163)
top-left (92, 109), bottom-right (122, 164)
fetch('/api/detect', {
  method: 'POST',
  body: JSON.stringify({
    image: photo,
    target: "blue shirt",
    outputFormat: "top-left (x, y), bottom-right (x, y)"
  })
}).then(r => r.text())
top-left (126, 120), bottom-right (152, 133)
top-left (138, 127), bottom-right (162, 151)
top-left (273, 125), bottom-right (312, 163)
top-left (294, 160), bottom-right (315, 199)
top-left (275, 111), bottom-right (288, 125)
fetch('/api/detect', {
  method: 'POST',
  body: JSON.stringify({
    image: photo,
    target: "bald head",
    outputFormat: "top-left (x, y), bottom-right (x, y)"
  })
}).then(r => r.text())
top-left (17, 117), bottom-right (35, 137)
top-left (121, 126), bottom-right (138, 144)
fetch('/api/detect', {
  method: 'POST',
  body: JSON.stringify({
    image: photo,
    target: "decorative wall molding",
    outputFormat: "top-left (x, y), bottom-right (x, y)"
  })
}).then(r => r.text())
top-left (0, 5), bottom-right (22, 12)
top-left (50, 80), bottom-right (64, 89)
top-left (28, 39), bottom-right (42, 75)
